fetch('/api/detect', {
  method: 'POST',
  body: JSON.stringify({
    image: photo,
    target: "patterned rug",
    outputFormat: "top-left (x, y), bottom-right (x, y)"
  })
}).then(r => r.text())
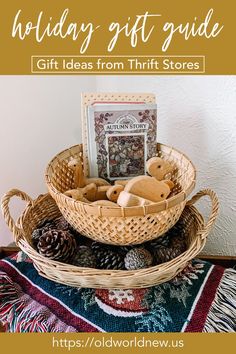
top-left (0, 252), bottom-right (235, 332)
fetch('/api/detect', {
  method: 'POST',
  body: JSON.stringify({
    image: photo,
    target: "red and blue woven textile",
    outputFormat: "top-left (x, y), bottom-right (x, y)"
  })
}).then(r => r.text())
top-left (0, 252), bottom-right (235, 332)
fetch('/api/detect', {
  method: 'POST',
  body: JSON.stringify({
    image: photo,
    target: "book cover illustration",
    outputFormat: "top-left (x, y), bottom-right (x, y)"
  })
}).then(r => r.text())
top-left (87, 104), bottom-right (157, 180)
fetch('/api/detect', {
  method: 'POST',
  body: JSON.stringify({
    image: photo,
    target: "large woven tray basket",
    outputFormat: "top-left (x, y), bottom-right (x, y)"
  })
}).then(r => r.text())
top-left (45, 143), bottom-right (196, 245)
top-left (1, 189), bottom-right (218, 289)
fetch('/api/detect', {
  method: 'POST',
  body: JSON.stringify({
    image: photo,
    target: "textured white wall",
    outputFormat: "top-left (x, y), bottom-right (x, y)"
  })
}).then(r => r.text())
top-left (0, 76), bottom-right (96, 246)
top-left (0, 75), bottom-right (236, 256)
top-left (95, 76), bottom-right (236, 256)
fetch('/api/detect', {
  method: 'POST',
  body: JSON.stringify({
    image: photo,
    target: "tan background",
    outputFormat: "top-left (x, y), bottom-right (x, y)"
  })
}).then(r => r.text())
top-left (0, 0), bottom-right (235, 74)
top-left (0, 333), bottom-right (235, 353)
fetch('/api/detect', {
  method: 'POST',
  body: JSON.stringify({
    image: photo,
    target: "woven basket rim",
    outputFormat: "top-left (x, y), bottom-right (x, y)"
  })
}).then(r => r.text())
top-left (45, 143), bottom-right (197, 217)
top-left (18, 195), bottom-right (204, 275)
top-left (1, 188), bottom-right (219, 288)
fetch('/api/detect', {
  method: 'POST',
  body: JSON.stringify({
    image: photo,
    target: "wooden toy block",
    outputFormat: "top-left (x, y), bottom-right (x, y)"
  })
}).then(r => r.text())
top-left (124, 176), bottom-right (172, 203)
top-left (146, 157), bottom-right (174, 180)
top-left (117, 191), bottom-right (152, 207)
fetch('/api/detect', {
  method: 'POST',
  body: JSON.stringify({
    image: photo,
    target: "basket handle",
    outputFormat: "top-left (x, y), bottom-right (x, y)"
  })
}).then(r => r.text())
top-left (186, 189), bottom-right (219, 239)
top-left (1, 189), bottom-right (33, 243)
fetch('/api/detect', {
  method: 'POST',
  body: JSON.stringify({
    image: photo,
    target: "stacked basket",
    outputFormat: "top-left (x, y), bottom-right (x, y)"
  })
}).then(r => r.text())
top-left (1, 143), bottom-right (219, 288)
top-left (45, 143), bottom-right (197, 245)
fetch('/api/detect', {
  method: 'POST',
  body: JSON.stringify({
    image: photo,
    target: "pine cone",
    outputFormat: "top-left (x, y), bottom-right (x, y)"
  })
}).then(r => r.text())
top-left (124, 248), bottom-right (153, 270)
top-left (37, 230), bottom-right (76, 262)
top-left (54, 216), bottom-right (71, 231)
top-left (39, 219), bottom-right (57, 229)
top-left (72, 246), bottom-right (96, 268)
top-left (145, 219), bottom-right (186, 252)
top-left (154, 235), bottom-right (186, 264)
top-left (170, 235), bottom-right (187, 257)
top-left (119, 245), bottom-right (133, 254)
top-left (91, 242), bottom-right (125, 270)
top-left (145, 233), bottom-right (171, 251)
top-left (73, 234), bottom-right (93, 247)
top-left (54, 217), bottom-right (92, 245)
top-left (32, 219), bottom-right (56, 247)
top-left (169, 220), bottom-right (186, 237)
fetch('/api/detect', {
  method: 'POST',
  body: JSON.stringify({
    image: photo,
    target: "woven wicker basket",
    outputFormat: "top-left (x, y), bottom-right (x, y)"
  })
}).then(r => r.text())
top-left (45, 143), bottom-right (196, 245)
top-left (1, 188), bottom-right (218, 289)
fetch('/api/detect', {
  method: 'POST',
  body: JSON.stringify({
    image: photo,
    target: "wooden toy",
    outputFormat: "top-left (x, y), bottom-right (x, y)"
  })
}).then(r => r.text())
top-left (66, 156), bottom-right (174, 206)
top-left (114, 157), bottom-right (174, 188)
top-left (106, 185), bottom-right (124, 202)
top-left (70, 184), bottom-right (110, 202)
top-left (163, 180), bottom-right (175, 189)
top-left (65, 183), bottom-right (128, 203)
top-left (64, 183), bottom-right (97, 202)
top-left (85, 184), bottom-right (128, 202)
top-left (86, 177), bottom-right (110, 187)
top-left (117, 191), bottom-right (152, 207)
top-left (124, 176), bottom-right (173, 203)
top-left (91, 200), bottom-right (118, 207)
top-left (114, 180), bottom-right (129, 186)
top-left (146, 157), bottom-right (174, 181)
top-left (83, 184), bottom-right (115, 201)
top-left (81, 183), bottom-right (97, 201)
top-left (68, 157), bottom-right (86, 188)
top-left (68, 157), bottom-right (110, 188)
top-left (95, 186), bottom-right (110, 200)
top-left (64, 189), bottom-right (90, 203)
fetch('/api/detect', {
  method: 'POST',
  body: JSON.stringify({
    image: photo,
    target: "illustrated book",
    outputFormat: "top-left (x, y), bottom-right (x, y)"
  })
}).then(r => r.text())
top-left (85, 102), bottom-right (157, 180)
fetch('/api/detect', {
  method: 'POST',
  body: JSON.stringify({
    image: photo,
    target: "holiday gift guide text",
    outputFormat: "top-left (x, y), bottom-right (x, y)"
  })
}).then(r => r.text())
top-left (12, 8), bottom-right (223, 54)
